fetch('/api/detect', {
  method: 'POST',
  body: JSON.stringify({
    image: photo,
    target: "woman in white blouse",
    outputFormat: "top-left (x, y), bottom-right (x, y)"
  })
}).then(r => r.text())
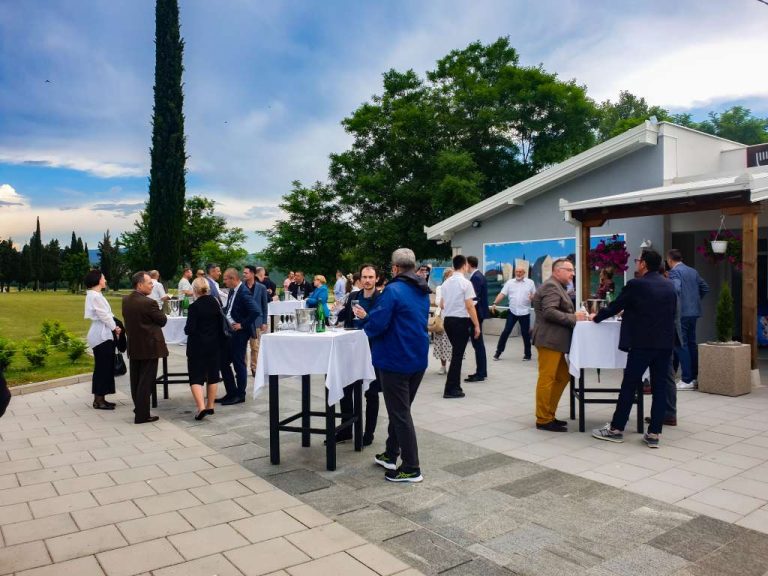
top-left (84, 270), bottom-right (121, 410)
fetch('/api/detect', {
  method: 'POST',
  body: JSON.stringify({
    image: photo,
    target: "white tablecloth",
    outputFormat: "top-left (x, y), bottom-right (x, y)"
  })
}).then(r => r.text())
top-left (254, 329), bottom-right (375, 405)
top-left (567, 320), bottom-right (626, 378)
top-left (268, 300), bottom-right (306, 316)
top-left (162, 316), bottom-right (188, 345)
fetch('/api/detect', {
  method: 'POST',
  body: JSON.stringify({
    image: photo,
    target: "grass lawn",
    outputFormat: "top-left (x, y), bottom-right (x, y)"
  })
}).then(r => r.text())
top-left (0, 291), bottom-right (125, 386)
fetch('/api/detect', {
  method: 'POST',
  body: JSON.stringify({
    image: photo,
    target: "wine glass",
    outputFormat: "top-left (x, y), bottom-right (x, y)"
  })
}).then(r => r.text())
top-left (328, 310), bottom-right (338, 330)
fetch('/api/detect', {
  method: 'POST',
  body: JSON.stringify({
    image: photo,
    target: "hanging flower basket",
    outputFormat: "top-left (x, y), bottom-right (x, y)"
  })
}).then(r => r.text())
top-left (587, 234), bottom-right (630, 272)
top-left (710, 240), bottom-right (728, 254)
top-left (697, 229), bottom-right (742, 270)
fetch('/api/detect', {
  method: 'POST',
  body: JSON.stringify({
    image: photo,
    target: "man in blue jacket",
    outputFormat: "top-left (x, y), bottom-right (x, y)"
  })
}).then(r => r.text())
top-left (591, 250), bottom-right (677, 448)
top-left (365, 248), bottom-right (430, 483)
top-left (666, 249), bottom-right (709, 390)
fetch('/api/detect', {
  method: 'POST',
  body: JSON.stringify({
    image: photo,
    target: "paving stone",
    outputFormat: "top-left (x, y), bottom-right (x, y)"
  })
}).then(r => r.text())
top-left (203, 453), bottom-right (238, 467)
top-left (440, 557), bottom-right (518, 576)
top-left (225, 537), bottom-right (311, 576)
top-left (144, 472), bottom-right (208, 494)
top-left (0, 458), bottom-right (42, 475)
top-left (284, 504), bottom-right (334, 528)
top-left (236, 490), bottom-right (303, 516)
top-left (179, 499), bottom-right (251, 529)
top-left (92, 480), bottom-right (156, 505)
top-left (189, 479), bottom-right (254, 503)
top-left (29, 491), bottom-right (98, 518)
top-left (0, 540), bottom-right (51, 574)
top-left (267, 469), bottom-right (333, 495)
top-left (484, 522), bottom-right (563, 556)
top-left (39, 451), bottom-right (94, 468)
top-left (168, 523), bottom-right (250, 560)
top-left (46, 524), bottom-right (128, 562)
top-left (0, 481), bottom-right (57, 507)
top-left (286, 551), bottom-right (378, 576)
top-left (96, 537), bottom-right (185, 576)
top-left (441, 453), bottom-right (517, 478)
top-left (382, 529), bottom-right (473, 575)
top-left (167, 445), bottom-right (216, 460)
top-left (72, 500), bottom-right (145, 530)
top-left (151, 553), bottom-right (243, 576)
top-left (73, 457), bottom-right (128, 477)
top-left (8, 445), bottom-right (60, 460)
top-left (134, 488), bottom-right (202, 515)
top-left (196, 463), bottom-right (253, 484)
top-left (335, 505), bottom-right (420, 543)
top-left (108, 464), bottom-right (167, 485)
top-left (647, 515), bottom-right (747, 562)
top-left (120, 450), bottom-right (176, 468)
top-left (687, 531), bottom-right (768, 576)
top-left (0, 502), bottom-right (33, 526)
top-left (2, 512), bottom-right (78, 546)
top-left (14, 555), bottom-right (106, 576)
top-left (53, 472), bottom-right (115, 495)
top-left (238, 474), bottom-right (277, 494)
top-left (348, 543), bottom-right (411, 576)
top-left (600, 544), bottom-right (689, 576)
top-left (230, 510), bottom-right (308, 543)
top-left (117, 510), bottom-right (194, 544)
top-left (157, 457), bottom-right (214, 476)
top-left (0, 473), bottom-right (19, 489)
top-left (197, 432), bottom-right (248, 450)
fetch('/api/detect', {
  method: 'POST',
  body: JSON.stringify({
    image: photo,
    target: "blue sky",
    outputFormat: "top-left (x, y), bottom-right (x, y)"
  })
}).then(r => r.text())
top-left (1, 0), bottom-right (767, 252)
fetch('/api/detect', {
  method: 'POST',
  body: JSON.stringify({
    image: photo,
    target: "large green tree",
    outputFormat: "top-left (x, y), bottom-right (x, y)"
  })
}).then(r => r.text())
top-left (42, 239), bottom-right (61, 290)
top-left (98, 230), bottom-right (124, 289)
top-left (146, 0), bottom-right (186, 282)
top-left (62, 232), bottom-right (91, 292)
top-left (0, 238), bottom-right (19, 292)
top-left (673, 106), bottom-right (768, 145)
top-left (597, 90), bottom-right (670, 141)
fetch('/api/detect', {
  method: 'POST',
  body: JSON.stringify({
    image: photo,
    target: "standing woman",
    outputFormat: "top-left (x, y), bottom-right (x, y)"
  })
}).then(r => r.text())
top-left (432, 269), bottom-right (453, 375)
top-left (184, 277), bottom-right (224, 420)
top-left (306, 275), bottom-right (330, 318)
top-left (84, 269), bottom-right (120, 410)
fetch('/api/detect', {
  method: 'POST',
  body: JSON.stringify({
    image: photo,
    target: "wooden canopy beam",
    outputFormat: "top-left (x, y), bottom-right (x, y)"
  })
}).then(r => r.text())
top-left (742, 211), bottom-right (758, 369)
top-left (580, 224), bottom-right (590, 302)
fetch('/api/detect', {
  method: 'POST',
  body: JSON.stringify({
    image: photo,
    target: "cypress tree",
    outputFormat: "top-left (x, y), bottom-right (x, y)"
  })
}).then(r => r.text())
top-left (29, 217), bottom-right (43, 291)
top-left (147, 0), bottom-right (186, 282)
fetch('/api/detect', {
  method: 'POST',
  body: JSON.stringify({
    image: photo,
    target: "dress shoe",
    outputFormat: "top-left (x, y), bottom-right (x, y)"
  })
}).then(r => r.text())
top-left (93, 402), bottom-right (115, 410)
top-left (493, 353), bottom-right (501, 361)
top-left (553, 418), bottom-right (568, 427)
top-left (194, 410), bottom-right (208, 421)
top-left (523, 356), bottom-right (531, 361)
top-left (135, 416), bottom-right (160, 424)
top-left (644, 416), bottom-right (677, 426)
top-left (362, 435), bottom-right (374, 447)
top-left (464, 374), bottom-right (486, 382)
top-left (221, 396), bottom-right (245, 405)
top-left (214, 396), bottom-right (232, 404)
top-left (536, 420), bottom-right (567, 432)
top-left (443, 390), bottom-right (466, 399)
top-left (204, 408), bottom-right (215, 416)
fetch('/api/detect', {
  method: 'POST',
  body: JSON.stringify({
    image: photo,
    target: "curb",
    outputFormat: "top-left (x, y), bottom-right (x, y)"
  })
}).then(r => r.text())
top-left (10, 373), bottom-right (92, 396)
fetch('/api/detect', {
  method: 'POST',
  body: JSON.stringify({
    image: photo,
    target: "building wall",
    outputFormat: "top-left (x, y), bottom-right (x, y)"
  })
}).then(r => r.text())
top-left (659, 123), bottom-right (745, 181)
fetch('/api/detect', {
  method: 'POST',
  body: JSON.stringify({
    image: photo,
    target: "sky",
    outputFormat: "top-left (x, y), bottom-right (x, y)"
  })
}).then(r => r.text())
top-left (1, 0), bottom-right (767, 254)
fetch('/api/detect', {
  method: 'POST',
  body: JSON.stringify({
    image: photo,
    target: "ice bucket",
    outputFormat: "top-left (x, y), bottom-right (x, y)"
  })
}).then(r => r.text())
top-left (586, 299), bottom-right (606, 315)
top-left (295, 308), bottom-right (316, 332)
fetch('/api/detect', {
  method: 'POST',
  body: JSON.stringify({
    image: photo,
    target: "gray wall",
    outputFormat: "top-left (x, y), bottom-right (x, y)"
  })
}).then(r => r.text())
top-left (451, 138), bottom-right (667, 269)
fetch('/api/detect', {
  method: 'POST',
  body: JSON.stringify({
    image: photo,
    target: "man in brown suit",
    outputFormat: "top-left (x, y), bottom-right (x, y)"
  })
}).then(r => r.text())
top-left (122, 271), bottom-right (168, 424)
top-left (531, 258), bottom-right (587, 432)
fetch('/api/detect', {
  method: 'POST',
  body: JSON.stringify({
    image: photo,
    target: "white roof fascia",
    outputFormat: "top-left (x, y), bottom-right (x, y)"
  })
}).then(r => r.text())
top-left (749, 172), bottom-right (768, 203)
top-left (559, 174), bottom-right (754, 213)
top-left (424, 121), bottom-right (659, 240)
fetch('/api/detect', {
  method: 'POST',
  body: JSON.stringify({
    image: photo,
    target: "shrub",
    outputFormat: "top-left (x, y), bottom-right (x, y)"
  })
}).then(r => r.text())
top-left (41, 320), bottom-right (71, 346)
top-left (716, 284), bottom-right (734, 343)
top-left (66, 338), bottom-right (88, 363)
top-left (22, 342), bottom-right (49, 368)
top-left (0, 338), bottom-right (15, 371)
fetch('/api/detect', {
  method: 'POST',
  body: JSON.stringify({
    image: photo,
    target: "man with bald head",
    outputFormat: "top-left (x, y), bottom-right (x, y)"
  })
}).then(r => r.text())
top-left (492, 266), bottom-right (536, 361)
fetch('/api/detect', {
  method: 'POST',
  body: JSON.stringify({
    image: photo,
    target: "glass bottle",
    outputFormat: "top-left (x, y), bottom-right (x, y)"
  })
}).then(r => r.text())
top-left (316, 305), bottom-right (326, 333)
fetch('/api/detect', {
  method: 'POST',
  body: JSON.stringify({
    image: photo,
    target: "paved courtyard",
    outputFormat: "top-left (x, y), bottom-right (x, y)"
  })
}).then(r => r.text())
top-left (3, 332), bottom-right (768, 575)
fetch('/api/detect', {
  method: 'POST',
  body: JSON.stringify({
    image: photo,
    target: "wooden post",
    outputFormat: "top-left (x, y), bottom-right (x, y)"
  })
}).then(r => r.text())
top-left (581, 225), bottom-right (590, 302)
top-left (742, 211), bottom-right (758, 369)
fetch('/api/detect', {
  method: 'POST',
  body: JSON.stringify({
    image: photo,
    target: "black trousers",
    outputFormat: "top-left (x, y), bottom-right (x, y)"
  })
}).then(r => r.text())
top-left (611, 348), bottom-right (672, 435)
top-left (92, 339), bottom-right (116, 396)
top-left (0, 370), bottom-right (10, 419)
top-left (381, 369), bottom-right (424, 470)
top-left (339, 376), bottom-right (381, 442)
top-left (129, 358), bottom-right (158, 422)
top-left (444, 316), bottom-right (471, 394)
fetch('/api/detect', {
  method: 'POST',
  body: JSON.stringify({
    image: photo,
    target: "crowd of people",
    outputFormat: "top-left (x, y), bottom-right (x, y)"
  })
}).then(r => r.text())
top-left (32, 244), bottom-right (705, 484)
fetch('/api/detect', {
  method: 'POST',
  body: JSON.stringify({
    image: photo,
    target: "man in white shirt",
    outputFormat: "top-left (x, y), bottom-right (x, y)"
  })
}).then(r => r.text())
top-left (148, 270), bottom-right (170, 309)
top-left (492, 266), bottom-right (536, 361)
top-left (440, 255), bottom-right (481, 399)
top-left (177, 268), bottom-right (194, 299)
top-left (333, 270), bottom-right (347, 305)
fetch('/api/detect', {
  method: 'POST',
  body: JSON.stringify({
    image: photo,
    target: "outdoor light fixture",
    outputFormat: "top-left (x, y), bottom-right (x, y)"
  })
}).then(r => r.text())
top-left (471, 220), bottom-right (482, 228)
top-left (639, 239), bottom-right (652, 249)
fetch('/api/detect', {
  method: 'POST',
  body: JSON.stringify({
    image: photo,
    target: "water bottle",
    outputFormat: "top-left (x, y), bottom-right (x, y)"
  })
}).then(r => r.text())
top-left (316, 305), bottom-right (326, 333)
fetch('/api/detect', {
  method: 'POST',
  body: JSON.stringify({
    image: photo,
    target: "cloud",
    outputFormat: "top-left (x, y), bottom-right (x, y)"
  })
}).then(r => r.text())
top-left (90, 202), bottom-right (146, 216)
top-left (0, 184), bottom-right (28, 207)
top-left (0, 149), bottom-right (145, 178)
top-left (244, 205), bottom-right (282, 220)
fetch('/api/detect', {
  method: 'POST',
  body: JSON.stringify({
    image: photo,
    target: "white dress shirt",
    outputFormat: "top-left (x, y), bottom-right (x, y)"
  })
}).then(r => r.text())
top-left (149, 279), bottom-right (167, 308)
top-left (500, 277), bottom-right (536, 316)
top-left (84, 290), bottom-right (116, 349)
top-left (440, 273), bottom-right (476, 318)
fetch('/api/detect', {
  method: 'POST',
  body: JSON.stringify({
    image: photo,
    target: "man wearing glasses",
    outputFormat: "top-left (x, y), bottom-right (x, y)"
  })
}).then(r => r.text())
top-left (531, 259), bottom-right (587, 432)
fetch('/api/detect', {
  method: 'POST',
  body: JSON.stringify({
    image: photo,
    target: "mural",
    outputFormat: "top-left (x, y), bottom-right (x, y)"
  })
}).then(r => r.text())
top-left (483, 234), bottom-right (627, 301)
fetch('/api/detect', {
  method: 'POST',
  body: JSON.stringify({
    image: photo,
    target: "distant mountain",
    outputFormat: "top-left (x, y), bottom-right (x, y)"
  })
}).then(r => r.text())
top-left (88, 249), bottom-right (99, 265)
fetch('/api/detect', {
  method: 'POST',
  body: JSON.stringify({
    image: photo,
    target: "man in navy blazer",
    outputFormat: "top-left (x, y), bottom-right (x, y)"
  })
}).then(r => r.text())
top-left (466, 256), bottom-right (489, 382)
top-left (591, 250), bottom-right (677, 448)
top-left (218, 268), bottom-right (259, 405)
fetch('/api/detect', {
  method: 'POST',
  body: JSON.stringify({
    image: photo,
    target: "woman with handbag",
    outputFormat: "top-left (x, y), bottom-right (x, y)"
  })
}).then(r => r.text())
top-left (185, 277), bottom-right (225, 420)
top-left (431, 268), bottom-right (453, 375)
top-left (84, 269), bottom-right (121, 410)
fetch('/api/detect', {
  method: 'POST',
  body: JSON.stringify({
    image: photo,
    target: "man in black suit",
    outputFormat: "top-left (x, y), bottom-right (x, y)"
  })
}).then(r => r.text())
top-left (243, 265), bottom-right (269, 378)
top-left (287, 270), bottom-right (314, 300)
top-left (218, 268), bottom-right (259, 405)
top-left (466, 256), bottom-right (489, 382)
top-left (591, 250), bottom-right (677, 448)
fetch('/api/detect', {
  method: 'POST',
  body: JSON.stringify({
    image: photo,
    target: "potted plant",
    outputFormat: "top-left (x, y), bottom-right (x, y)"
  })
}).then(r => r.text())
top-left (697, 284), bottom-right (751, 396)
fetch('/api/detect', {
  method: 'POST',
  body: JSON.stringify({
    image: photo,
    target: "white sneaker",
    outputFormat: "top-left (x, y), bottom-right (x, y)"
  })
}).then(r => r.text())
top-left (676, 380), bottom-right (696, 391)
top-left (437, 366), bottom-right (446, 375)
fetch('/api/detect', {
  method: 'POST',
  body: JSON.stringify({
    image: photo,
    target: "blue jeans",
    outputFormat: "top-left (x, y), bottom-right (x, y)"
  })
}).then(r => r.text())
top-left (675, 316), bottom-right (699, 382)
top-left (611, 348), bottom-right (672, 435)
top-left (496, 313), bottom-right (531, 359)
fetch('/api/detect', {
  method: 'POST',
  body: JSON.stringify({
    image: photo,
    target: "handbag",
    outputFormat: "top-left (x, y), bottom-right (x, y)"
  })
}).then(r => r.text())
top-left (114, 352), bottom-right (127, 376)
top-left (427, 313), bottom-right (444, 334)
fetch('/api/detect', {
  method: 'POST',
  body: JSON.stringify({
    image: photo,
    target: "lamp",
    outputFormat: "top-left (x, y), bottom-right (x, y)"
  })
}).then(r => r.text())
top-left (639, 239), bottom-right (652, 249)
top-left (471, 220), bottom-right (482, 228)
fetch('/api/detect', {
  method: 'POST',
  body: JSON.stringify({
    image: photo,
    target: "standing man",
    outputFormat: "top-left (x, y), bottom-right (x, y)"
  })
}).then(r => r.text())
top-left (256, 267), bottom-right (277, 301)
top-left (493, 266), bottom-right (536, 361)
top-left (205, 263), bottom-right (221, 302)
top-left (217, 268), bottom-right (259, 405)
top-left (333, 270), bottom-right (347, 305)
top-left (288, 270), bottom-right (313, 300)
top-left (441, 255), bottom-right (481, 398)
top-left (666, 249), bottom-right (709, 390)
top-left (148, 270), bottom-right (170, 309)
top-left (466, 256), bottom-right (489, 381)
top-left (122, 271), bottom-right (168, 424)
top-left (365, 248), bottom-right (430, 482)
top-left (531, 259), bottom-right (587, 431)
top-left (177, 268), bottom-right (194, 299)
top-left (592, 250), bottom-right (677, 448)
top-left (243, 265), bottom-right (269, 378)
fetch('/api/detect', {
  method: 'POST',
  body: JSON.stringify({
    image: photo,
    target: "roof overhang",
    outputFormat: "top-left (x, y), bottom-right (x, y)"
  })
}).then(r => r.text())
top-left (424, 120), bottom-right (660, 241)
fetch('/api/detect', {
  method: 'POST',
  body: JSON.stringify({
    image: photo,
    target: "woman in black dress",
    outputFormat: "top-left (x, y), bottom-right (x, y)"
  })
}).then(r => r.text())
top-left (184, 277), bottom-right (225, 420)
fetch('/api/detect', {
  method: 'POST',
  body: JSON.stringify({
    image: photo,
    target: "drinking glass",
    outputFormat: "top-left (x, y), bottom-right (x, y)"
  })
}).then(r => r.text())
top-left (328, 310), bottom-right (338, 330)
